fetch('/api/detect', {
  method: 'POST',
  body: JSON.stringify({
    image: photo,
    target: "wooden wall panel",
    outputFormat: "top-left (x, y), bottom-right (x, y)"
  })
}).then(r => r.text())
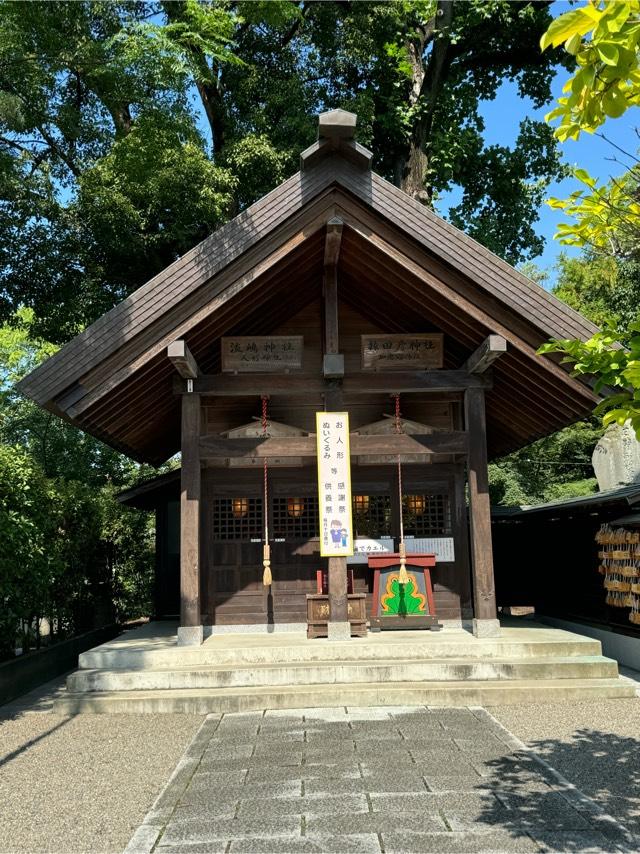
top-left (201, 464), bottom-right (469, 627)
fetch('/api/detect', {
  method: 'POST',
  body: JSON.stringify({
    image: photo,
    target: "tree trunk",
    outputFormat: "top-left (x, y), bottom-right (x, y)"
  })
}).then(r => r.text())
top-left (399, 0), bottom-right (455, 203)
top-left (401, 132), bottom-right (430, 202)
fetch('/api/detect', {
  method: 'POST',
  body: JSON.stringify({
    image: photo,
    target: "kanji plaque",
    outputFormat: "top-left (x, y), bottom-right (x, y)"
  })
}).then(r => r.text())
top-left (361, 334), bottom-right (443, 370)
top-left (221, 336), bottom-right (303, 372)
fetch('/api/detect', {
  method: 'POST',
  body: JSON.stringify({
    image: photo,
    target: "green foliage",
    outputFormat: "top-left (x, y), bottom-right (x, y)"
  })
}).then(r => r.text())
top-left (541, 1), bottom-right (640, 141)
top-left (0, 444), bottom-right (53, 658)
top-left (489, 420), bottom-right (602, 506)
top-left (538, 320), bottom-right (640, 438)
top-left (551, 252), bottom-right (620, 328)
top-left (547, 165), bottom-right (640, 259)
top-left (0, 0), bottom-right (568, 340)
top-left (542, 2), bottom-right (640, 261)
top-left (307, 0), bottom-right (566, 264)
top-left (0, 312), bottom-right (155, 659)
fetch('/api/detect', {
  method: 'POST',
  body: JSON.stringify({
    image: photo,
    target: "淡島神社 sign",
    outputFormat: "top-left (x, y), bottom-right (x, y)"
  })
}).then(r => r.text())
top-left (221, 336), bottom-right (303, 372)
top-left (316, 412), bottom-right (354, 557)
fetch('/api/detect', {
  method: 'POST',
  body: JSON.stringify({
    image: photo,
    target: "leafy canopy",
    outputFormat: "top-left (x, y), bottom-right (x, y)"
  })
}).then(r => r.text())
top-left (1, 0), bottom-right (567, 341)
top-left (547, 163), bottom-right (640, 258)
top-left (541, 0), bottom-right (640, 142)
top-left (539, 322), bottom-right (640, 438)
top-left (541, 1), bottom-right (640, 259)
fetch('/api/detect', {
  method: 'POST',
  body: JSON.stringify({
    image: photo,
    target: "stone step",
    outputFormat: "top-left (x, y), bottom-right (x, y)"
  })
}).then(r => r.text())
top-left (78, 635), bottom-right (603, 671)
top-left (66, 655), bottom-right (619, 693)
top-left (53, 676), bottom-right (635, 714)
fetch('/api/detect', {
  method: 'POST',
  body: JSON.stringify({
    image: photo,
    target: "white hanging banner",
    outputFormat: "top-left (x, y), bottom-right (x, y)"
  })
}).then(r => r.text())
top-left (347, 537), bottom-right (395, 564)
top-left (407, 537), bottom-right (456, 562)
top-left (316, 412), bottom-right (354, 557)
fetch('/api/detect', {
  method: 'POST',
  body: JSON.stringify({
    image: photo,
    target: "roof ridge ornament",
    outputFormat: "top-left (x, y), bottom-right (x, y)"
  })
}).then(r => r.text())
top-left (300, 109), bottom-right (372, 172)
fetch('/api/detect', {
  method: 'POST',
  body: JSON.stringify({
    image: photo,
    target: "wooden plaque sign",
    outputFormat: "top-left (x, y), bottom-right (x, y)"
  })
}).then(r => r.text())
top-left (316, 411), bottom-right (354, 557)
top-left (221, 336), bottom-right (303, 372)
top-left (361, 334), bottom-right (443, 370)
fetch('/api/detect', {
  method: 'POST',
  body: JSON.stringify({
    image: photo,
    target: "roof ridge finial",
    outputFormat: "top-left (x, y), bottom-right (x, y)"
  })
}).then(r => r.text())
top-left (318, 109), bottom-right (357, 143)
top-left (300, 109), bottom-right (372, 172)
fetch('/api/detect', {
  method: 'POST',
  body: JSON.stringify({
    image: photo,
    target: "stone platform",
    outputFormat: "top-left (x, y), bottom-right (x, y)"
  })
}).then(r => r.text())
top-left (53, 621), bottom-right (635, 714)
top-left (124, 706), bottom-right (636, 853)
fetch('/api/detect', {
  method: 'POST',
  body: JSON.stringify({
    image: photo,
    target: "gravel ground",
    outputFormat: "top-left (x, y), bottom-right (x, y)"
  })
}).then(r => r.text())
top-left (0, 705), bottom-right (203, 854)
top-left (492, 698), bottom-right (640, 837)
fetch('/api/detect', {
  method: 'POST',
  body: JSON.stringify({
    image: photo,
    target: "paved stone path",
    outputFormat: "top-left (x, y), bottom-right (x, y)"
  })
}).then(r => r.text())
top-left (125, 706), bottom-right (635, 854)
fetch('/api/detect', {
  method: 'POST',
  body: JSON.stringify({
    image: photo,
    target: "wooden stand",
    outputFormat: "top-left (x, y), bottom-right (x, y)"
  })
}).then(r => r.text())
top-left (306, 593), bottom-right (367, 639)
top-left (368, 553), bottom-right (442, 631)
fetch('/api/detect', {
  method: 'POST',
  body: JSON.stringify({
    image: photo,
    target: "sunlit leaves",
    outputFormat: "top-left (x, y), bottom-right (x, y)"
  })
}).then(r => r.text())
top-left (547, 165), bottom-right (640, 258)
top-left (538, 320), bottom-right (640, 438)
top-left (541, 0), bottom-right (640, 140)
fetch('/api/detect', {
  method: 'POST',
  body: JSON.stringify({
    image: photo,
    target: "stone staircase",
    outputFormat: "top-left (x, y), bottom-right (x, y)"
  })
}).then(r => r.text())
top-left (52, 623), bottom-right (635, 714)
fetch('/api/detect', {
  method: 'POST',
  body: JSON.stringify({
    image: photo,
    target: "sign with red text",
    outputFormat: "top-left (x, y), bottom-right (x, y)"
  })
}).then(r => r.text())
top-left (316, 412), bottom-right (354, 557)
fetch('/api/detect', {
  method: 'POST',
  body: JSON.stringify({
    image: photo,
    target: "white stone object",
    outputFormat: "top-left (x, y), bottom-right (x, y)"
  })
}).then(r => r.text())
top-left (592, 420), bottom-right (640, 491)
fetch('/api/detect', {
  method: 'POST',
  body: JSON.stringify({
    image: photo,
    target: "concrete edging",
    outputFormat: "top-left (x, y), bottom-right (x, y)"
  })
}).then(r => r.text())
top-left (539, 615), bottom-right (640, 671)
top-left (123, 714), bottom-right (220, 854)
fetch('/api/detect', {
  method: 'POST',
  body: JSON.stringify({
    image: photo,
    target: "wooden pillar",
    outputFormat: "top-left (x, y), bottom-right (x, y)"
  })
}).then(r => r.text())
top-left (322, 217), bottom-right (350, 639)
top-left (324, 383), bottom-right (350, 636)
top-left (453, 464), bottom-right (473, 622)
top-left (464, 386), bottom-right (499, 637)
top-left (178, 391), bottom-right (203, 645)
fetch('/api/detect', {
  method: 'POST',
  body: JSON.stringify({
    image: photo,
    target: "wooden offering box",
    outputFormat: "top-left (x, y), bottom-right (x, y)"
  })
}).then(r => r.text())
top-left (368, 553), bottom-right (441, 631)
top-left (306, 594), bottom-right (367, 639)
top-left (307, 572), bottom-right (366, 638)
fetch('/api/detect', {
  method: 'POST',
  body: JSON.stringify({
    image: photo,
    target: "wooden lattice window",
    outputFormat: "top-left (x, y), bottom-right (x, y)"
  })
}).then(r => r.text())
top-left (353, 494), bottom-right (392, 538)
top-left (402, 494), bottom-right (451, 537)
top-left (213, 497), bottom-right (263, 541)
top-left (272, 496), bottom-right (319, 540)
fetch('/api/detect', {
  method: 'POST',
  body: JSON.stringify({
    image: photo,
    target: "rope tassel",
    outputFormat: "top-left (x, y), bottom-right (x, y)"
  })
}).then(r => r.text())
top-left (263, 543), bottom-right (272, 587)
top-left (261, 395), bottom-right (272, 587)
top-left (394, 393), bottom-right (409, 586)
top-left (397, 541), bottom-right (410, 586)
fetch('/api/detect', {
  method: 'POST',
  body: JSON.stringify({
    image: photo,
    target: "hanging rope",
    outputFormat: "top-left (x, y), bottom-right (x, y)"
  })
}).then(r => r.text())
top-left (261, 395), bottom-right (272, 587)
top-left (395, 393), bottom-right (409, 585)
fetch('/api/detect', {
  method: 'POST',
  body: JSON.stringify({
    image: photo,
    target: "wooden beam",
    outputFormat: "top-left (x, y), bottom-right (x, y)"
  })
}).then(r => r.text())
top-left (176, 370), bottom-right (491, 397)
top-left (199, 432), bottom-right (468, 460)
top-left (168, 340), bottom-right (199, 379)
top-left (179, 392), bottom-right (201, 635)
top-left (463, 335), bottom-right (507, 374)
top-left (464, 386), bottom-right (497, 625)
top-left (323, 217), bottom-right (344, 378)
top-left (324, 217), bottom-right (344, 267)
top-left (323, 265), bottom-right (340, 358)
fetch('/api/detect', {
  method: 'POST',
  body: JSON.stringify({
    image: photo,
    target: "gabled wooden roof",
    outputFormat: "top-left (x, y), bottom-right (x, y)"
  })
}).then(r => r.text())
top-left (18, 113), bottom-right (600, 465)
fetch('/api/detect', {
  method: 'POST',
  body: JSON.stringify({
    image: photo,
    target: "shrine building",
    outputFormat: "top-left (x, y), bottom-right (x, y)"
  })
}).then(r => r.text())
top-left (18, 110), bottom-right (602, 648)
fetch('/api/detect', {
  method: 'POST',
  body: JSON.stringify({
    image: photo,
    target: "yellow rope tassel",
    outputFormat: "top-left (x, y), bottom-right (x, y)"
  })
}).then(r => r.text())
top-left (397, 541), bottom-right (409, 585)
top-left (262, 543), bottom-right (272, 587)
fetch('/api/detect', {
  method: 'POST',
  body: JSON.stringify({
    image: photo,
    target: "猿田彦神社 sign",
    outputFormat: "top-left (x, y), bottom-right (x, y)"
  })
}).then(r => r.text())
top-left (361, 334), bottom-right (443, 370)
top-left (316, 412), bottom-right (353, 557)
top-left (221, 336), bottom-right (303, 372)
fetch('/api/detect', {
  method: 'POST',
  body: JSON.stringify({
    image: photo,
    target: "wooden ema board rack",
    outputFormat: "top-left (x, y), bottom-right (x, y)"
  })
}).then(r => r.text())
top-left (368, 553), bottom-right (442, 631)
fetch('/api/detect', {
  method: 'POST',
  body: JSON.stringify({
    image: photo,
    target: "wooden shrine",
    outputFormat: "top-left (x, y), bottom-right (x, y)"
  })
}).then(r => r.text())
top-left (18, 109), bottom-right (602, 646)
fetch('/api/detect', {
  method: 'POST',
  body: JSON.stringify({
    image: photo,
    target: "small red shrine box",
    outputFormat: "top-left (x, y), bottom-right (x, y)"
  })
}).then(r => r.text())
top-left (368, 552), bottom-right (441, 631)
